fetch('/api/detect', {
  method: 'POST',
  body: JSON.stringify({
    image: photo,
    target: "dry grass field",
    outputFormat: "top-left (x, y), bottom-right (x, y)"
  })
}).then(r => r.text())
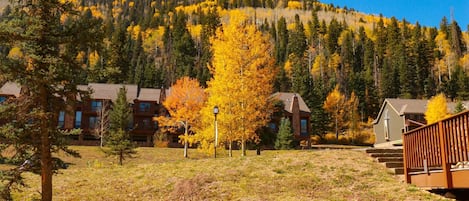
top-left (8, 146), bottom-right (450, 200)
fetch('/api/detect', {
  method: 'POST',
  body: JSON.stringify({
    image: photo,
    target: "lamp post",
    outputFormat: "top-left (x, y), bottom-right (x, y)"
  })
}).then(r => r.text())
top-left (213, 106), bottom-right (219, 158)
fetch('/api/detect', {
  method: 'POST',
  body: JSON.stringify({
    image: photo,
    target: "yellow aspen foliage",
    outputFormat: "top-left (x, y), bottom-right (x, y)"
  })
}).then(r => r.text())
top-left (323, 85), bottom-right (347, 137)
top-left (195, 11), bottom-right (275, 156)
top-left (128, 1), bottom-right (134, 7)
top-left (155, 77), bottom-right (206, 157)
top-left (311, 53), bottom-right (326, 77)
top-left (425, 93), bottom-right (450, 124)
top-left (460, 54), bottom-right (469, 71)
top-left (89, 50), bottom-right (100, 67)
top-left (89, 6), bottom-right (104, 19)
top-left (346, 92), bottom-right (360, 140)
top-left (329, 53), bottom-right (341, 72)
top-left (127, 25), bottom-right (141, 40)
top-left (286, 22), bottom-right (296, 31)
top-left (284, 59), bottom-right (292, 76)
top-left (7, 47), bottom-right (23, 59)
top-left (188, 24), bottom-right (202, 39)
top-left (75, 51), bottom-right (86, 63)
top-left (287, 1), bottom-right (302, 10)
top-left (142, 26), bottom-right (165, 54)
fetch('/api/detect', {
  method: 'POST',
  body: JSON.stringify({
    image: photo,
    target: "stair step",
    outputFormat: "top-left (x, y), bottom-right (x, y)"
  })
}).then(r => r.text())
top-left (370, 153), bottom-right (403, 158)
top-left (391, 167), bottom-right (405, 175)
top-left (377, 157), bottom-right (403, 163)
top-left (385, 162), bottom-right (404, 168)
top-left (366, 148), bottom-right (403, 154)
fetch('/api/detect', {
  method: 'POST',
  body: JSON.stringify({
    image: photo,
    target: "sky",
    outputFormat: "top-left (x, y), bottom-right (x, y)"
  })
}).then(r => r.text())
top-left (319, 0), bottom-right (469, 30)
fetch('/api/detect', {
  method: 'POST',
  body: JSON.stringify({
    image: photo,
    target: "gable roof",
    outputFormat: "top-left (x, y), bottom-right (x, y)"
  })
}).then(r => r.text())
top-left (0, 82), bottom-right (21, 97)
top-left (271, 92), bottom-right (311, 113)
top-left (373, 98), bottom-right (469, 124)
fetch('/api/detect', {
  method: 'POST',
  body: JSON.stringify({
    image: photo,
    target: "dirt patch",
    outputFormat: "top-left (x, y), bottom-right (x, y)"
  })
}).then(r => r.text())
top-left (169, 174), bottom-right (216, 200)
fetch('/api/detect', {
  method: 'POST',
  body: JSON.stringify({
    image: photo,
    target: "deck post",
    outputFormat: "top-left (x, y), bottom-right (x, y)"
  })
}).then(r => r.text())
top-left (438, 120), bottom-right (453, 189)
top-left (402, 133), bottom-right (411, 184)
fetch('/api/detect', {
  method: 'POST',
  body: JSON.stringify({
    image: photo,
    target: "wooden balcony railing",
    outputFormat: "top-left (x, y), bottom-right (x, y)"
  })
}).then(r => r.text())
top-left (403, 110), bottom-right (469, 188)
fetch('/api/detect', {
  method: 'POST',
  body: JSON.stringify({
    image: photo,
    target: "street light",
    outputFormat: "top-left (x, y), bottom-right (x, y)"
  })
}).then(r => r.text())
top-left (213, 106), bottom-right (219, 158)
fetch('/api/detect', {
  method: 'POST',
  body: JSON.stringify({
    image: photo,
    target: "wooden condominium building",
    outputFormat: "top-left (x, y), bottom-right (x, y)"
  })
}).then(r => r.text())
top-left (0, 83), bottom-right (312, 148)
top-left (0, 82), bottom-right (168, 147)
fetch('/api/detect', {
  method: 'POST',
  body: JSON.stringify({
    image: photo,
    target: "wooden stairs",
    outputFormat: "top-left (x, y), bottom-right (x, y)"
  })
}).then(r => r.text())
top-left (366, 148), bottom-right (404, 175)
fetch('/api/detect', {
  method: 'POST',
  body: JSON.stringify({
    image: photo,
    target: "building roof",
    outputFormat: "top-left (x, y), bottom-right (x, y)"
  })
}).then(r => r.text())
top-left (271, 92), bottom-right (311, 113)
top-left (373, 98), bottom-right (469, 124)
top-left (87, 83), bottom-right (138, 102)
top-left (0, 82), bottom-right (21, 97)
top-left (137, 88), bottom-right (161, 102)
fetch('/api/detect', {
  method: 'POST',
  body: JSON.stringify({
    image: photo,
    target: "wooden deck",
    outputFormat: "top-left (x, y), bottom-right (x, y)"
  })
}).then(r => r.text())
top-left (403, 110), bottom-right (469, 189)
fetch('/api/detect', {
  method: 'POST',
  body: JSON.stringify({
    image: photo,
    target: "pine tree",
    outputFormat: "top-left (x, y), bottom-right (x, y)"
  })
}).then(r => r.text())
top-left (0, 1), bottom-right (96, 200)
top-left (453, 100), bottom-right (465, 114)
top-left (106, 25), bottom-right (130, 83)
top-left (275, 117), bottom-right (294, 150)
top-left (275, 17), bottom-right (289, 65)
top-left (106, 87), bottom-right (136, 165)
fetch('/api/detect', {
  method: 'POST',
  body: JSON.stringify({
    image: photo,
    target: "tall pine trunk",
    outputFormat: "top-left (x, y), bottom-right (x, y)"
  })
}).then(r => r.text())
top-left (40, 88), bottom-right (53, 201)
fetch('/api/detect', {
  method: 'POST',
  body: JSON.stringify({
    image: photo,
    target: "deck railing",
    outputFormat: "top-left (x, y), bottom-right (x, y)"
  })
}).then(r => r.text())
top-left (403, 110), bottom-right (469, 187)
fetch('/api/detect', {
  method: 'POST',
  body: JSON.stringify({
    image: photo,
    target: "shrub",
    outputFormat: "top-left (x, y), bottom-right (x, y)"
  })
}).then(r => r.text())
top-left (154, 131), bottom-right (169, 148)
top-left (310, 135), bottom-right (322, 145)
top-left (323, 133), bottom-right (337, 144)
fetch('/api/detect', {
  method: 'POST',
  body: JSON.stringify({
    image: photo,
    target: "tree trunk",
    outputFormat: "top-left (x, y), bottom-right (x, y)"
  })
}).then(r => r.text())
top-left (40, 89), bottom-right (53, 201)
top-left (228, 141), bottom-right (232, 157)
top-left (184, 123), bottom-right (188, 158)
top-left (241, 140), bottom-right (246, 156)
top-left (41, 131), bottom-right (53, 201)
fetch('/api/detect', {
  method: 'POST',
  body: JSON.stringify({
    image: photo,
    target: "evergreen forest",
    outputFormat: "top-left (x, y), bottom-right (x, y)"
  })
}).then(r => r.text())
top-left (1, 0), bottom-right (469, 136)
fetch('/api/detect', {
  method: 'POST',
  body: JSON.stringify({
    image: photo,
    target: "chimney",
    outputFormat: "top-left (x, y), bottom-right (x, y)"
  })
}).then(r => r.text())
top-left (292, 94), bottom-right (300, 136)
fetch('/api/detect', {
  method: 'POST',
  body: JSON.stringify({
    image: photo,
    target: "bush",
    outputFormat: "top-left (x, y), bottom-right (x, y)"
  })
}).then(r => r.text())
top-left (310, 135), bottom-right (322, 145)
top-left (154, 131), bottom-right (169, 148)
top-left (323, 133), bottom-right (338, 144)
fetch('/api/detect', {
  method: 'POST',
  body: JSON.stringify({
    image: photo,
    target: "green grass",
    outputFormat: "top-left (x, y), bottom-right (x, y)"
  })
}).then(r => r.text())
top-left (11, 147), bottom-right (448, 200)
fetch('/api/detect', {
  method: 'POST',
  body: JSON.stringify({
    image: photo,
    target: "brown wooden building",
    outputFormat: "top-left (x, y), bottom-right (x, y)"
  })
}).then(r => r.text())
top-left (70, 83), bottom-right (168, 146)
top-left (270, 92), bottom-right (311, 141)
top-left (0, 82), bottom-right (167, 147)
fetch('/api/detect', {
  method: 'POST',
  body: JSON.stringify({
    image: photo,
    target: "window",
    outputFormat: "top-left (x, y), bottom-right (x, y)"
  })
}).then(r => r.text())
top-left (268, 122), bottom-right (277, 132)
top-left (142, 118), bottom-right (151, 129)
top-left (89, 116), bottom-right (100, 129)
top-left (384, 109), bottom-right (390, 141)
top-left (58, 111), bottom-right (65, 129)
top-left (139, 102), bottom-right (151, 112)
top-left (91, 100), bottom-right (102, 112)
top-left (75, 111), bottom-right (82, 128)
top-left (0, 96), bottom-right (6, 103)
top-left (300, 119), bottom-right (308, 136)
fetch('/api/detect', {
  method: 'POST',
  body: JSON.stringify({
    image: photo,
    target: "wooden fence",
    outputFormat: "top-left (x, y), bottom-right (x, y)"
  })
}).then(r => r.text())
top-left (403, 110), bottom-right (469, 188)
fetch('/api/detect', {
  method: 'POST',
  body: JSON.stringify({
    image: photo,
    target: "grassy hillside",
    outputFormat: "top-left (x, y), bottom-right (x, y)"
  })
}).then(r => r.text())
top-left (11, 147), bottom-right (448, 200)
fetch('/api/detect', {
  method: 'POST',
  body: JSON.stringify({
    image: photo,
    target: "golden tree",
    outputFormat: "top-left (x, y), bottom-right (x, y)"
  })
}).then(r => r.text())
top-left (425, 93), bottom-right (450, 124)
top-left (323, 85), bottom-right (347, 139)
top-left (156, 77), bottom-right (206, 158)
top-left (194, 11), bottom-right (275, 157)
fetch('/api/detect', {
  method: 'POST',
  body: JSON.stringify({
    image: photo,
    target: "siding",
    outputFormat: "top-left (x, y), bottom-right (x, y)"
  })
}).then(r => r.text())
top-left (373, 103), bottom-right (405, 144)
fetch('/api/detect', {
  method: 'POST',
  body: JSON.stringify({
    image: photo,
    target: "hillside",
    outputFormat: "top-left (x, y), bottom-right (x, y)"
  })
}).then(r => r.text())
top-left (11, 147), bottom-right (449, 200)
